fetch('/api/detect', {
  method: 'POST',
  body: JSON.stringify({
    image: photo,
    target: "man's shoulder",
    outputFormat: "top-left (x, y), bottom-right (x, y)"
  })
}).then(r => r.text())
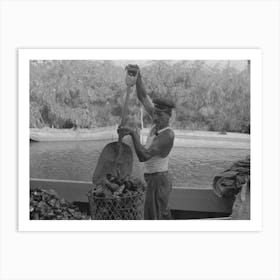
top-left (159, 128), bottom-right (175, 139)
top-left (155, 128), bottom-right (174, 157)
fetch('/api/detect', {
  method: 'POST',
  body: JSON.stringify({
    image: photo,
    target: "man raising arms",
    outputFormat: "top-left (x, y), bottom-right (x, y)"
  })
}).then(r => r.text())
top-left (118, 65), bottom-right (175, 220)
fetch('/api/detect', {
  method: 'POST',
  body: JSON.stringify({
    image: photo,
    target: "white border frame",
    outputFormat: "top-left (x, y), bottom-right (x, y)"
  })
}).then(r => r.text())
top-left (19, 48), bottom-right (261, 232)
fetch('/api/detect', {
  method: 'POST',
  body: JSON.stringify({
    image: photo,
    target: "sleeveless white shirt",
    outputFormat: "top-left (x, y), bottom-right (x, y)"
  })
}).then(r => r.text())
top-left (144, 126), bottom-right (172, 174)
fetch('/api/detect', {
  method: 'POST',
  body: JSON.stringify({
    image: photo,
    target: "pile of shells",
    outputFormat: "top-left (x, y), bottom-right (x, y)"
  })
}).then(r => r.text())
top-left (30, 188), bottom-right (90, 220)
top-left (89, 174), bottom-right (146, 199)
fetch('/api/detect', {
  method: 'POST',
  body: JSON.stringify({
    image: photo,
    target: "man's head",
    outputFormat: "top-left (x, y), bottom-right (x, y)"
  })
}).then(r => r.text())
top-left (152, 98), bottom-right (175, 130)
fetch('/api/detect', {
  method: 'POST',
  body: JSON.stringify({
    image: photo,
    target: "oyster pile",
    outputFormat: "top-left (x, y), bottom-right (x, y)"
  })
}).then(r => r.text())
top-left (89, 174), bottom-right (145, 199)
top-left (30, 188), bottom-right (90, 220)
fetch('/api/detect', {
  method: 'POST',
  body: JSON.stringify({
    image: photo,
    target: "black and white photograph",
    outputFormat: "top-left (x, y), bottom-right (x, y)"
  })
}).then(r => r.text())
top-left (25, 51), bottom-right (254, 224)
top-left (17, 48), bottom-right (261, 231)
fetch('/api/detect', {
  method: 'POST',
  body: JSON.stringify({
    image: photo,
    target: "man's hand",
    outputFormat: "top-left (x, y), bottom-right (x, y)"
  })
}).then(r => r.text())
top-left (117, 125), bottom-right (133, 139)
top-left (125, 64), bottom-right (139, 87)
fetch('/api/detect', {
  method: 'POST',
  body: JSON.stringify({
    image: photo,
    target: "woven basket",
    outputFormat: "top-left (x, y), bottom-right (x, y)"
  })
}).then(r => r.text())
top-left (88, 192), bottom-right (145, 220)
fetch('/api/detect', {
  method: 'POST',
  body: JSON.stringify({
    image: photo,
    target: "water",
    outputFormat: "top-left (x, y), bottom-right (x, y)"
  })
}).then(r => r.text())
top-left (30, 140), bottom-right (249, 188)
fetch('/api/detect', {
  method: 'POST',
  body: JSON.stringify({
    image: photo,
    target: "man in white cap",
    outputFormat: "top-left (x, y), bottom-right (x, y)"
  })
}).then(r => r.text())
top-left (118, 65), bottom-right (175, 219)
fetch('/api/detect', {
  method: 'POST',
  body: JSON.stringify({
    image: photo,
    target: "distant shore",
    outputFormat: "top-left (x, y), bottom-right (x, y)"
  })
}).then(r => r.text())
top-left (30, 127), bottom-right (250, 149)
top-left (30, 126), bottom-right (118, 142)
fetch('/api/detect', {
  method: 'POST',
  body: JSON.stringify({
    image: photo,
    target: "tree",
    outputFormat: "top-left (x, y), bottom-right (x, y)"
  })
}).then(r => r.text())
top-left (30, 60), bottom-right (250, 133)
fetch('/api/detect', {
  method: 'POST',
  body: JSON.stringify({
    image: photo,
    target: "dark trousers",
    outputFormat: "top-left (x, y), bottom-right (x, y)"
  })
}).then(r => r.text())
top-left (144, 172), bottom-right (172, 220)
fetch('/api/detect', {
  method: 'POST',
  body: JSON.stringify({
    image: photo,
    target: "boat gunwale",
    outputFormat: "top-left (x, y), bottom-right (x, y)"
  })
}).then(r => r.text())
top-left (30, 178), bottom-right (234, 214)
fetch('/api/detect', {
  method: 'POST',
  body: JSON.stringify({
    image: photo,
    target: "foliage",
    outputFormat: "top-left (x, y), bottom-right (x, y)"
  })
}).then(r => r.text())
top-left (30, 60), bottom-right (250, 133)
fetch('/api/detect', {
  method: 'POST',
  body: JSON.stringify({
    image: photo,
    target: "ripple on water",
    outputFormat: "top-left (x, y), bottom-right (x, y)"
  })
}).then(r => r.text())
top-left (30, 141), bottom-right (249, 189)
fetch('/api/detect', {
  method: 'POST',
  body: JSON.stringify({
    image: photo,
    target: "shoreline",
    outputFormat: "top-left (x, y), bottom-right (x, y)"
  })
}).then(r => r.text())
top-left (30, 127), bottom-right (250, 149)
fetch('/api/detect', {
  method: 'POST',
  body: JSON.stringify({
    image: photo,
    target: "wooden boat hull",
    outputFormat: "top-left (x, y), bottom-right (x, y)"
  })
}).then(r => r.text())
top-left (30, 178), bottom-right (234, 219)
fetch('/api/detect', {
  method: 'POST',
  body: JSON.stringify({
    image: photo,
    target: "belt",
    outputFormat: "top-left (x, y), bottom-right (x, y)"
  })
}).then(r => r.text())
top-left (144, 171), bottom-right (168, 177)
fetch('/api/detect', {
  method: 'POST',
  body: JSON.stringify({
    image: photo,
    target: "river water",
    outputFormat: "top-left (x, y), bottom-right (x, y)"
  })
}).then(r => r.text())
top-left (30, 140), bottom-right (249, 189)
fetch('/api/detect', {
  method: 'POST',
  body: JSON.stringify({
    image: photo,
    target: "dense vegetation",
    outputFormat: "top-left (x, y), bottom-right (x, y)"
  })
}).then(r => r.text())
top-left (30, 60), bottom-right (250, 133)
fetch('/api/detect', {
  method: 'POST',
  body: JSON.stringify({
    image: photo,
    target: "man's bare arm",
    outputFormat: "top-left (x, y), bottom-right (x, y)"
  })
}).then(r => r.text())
top-left (135, 72), bottom-right (154, 117)
top-left (130, 129), bottom-right (174, 162)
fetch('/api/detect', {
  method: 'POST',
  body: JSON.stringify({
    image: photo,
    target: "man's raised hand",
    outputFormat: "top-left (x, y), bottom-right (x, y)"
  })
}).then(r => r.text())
top-left (125, 65), bottom-right (139, 87)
